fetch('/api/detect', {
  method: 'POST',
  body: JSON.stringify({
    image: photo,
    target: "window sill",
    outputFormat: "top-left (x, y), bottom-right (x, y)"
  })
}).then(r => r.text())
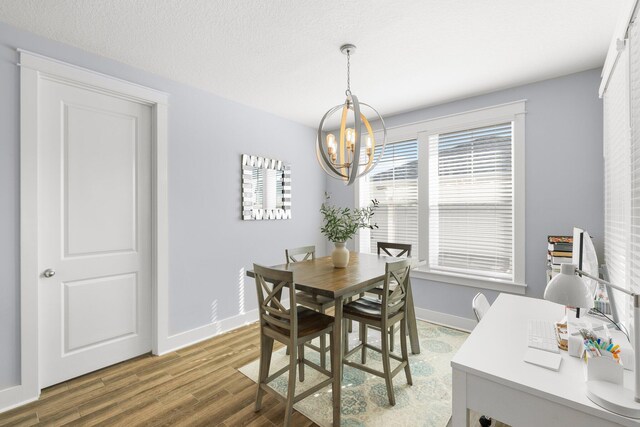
top-left (410, 268), bottom-right (527, 295)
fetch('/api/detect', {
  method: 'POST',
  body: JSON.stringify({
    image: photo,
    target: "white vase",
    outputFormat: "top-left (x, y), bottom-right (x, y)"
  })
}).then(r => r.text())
top-left (331, 242), bottom-right (350, 268)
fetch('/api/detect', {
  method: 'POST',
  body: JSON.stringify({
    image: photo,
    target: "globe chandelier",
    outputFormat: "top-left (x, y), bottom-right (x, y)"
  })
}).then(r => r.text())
top-left (316, 44), bottom-right (387, 185)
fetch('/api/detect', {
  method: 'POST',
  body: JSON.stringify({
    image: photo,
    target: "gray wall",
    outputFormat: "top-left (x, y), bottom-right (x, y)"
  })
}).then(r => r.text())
top-left (0, 21), bottom-right (324, 390)
top-left (327, 68), bottom-right (604, 320)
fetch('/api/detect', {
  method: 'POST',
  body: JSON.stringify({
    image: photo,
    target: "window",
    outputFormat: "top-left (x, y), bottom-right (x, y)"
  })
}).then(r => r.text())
top-left (358, 139), bottom-right (419, 254)
top-left (356, 101), bottom-right (525, 292)
top-left (428, 123), bottom-right (513, 279)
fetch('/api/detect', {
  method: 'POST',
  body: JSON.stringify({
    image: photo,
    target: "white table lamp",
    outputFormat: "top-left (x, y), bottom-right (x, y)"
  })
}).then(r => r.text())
top-left (545, 263), bottom-right (595, 310)
top-left (544, 263), bottom-right (640, 418)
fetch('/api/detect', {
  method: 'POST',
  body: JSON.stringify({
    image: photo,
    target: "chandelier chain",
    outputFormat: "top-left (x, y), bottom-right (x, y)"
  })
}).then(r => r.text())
top-left (345, 50), bottom-right (351, 96)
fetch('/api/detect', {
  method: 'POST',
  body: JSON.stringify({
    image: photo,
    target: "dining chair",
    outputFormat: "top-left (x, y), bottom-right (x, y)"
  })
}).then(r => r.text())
top-left (253, 264), bottom-right (336, 426)
top-left (284, 246), bottom-right (333, 368)
top-left (472, 292), bottom-right (493, 427)
top-left (342, 258), bottom-right (413, 406)
top-left (366, 242), bottom-right (413, 350)
top-left (377, 241), bottom-right (412, 258)
top-left (472, 292), bottom-right (491, 322)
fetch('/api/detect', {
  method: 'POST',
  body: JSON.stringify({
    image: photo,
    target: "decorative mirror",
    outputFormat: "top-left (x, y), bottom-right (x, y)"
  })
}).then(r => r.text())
top-left (242, 154), bottom-right (291, 220)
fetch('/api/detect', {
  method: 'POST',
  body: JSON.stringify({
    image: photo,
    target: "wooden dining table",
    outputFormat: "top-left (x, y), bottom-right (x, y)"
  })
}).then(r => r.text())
top-left (246, 251), bottom-right (423, 425)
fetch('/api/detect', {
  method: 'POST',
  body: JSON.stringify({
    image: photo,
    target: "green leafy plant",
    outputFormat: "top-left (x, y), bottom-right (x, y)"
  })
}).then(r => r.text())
top-left (320, 194), bottom-right (379, 243)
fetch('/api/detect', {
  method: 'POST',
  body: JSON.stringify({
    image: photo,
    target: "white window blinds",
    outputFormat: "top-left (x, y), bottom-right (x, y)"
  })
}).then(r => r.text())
top-left (358, 140), bottom-right (419, 254)
top-left (630, 20), bottom-right (640, 299)
top-left (428, 123), bottom-right (514, 279)
top-left (604, 44), bottom-right (631, 323)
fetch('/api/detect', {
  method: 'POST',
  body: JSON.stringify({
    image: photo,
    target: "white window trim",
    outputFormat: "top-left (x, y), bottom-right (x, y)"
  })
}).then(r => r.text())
top-left (356, 100), bottom-right (527, 294)
top-left (411, 268), bottom-right (526, 294)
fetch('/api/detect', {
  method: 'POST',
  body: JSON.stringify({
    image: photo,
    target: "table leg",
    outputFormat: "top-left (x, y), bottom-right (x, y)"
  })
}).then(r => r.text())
top-left (452, 369), bottom-right (469, 427)
top-left (332, 296), bottom-right (343, 426)
top-left (406, 277), bottom-right (421, 354)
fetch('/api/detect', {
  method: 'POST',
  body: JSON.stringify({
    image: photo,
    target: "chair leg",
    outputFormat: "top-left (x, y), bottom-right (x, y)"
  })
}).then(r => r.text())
top-left (347, 298), bottom-right (353, 333)
top-left (255, 333), bottom-right (274, 411)
top-left (298, 343), bottom-right (305, 382)
top-left (361, 324), bottom-right (368, 364)
top-left (328, 330), bottom-right (339, 427)
top-left (342, 319), bottom-right (349, 380)
top-left (390, 324), bottom-right (395, 352)
top-left (320, 307), bottom-right (327, 369)
top-left (284, 344), bottom-right (297, 426)
top-left (380, 324), bottom-right (396, 406)
top-left (400, 319), bottom-right (413, 385)
top-left (343, 319), bottom-right (349, 353)
top-left (320, 332), bottom-right (327, 369)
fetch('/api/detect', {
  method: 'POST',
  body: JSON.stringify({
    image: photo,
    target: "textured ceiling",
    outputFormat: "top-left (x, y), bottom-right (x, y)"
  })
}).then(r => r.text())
top-left (0, 0), bottom-right (628, 126)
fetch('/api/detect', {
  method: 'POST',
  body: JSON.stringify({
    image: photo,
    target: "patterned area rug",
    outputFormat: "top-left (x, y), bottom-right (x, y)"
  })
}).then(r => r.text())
top-left (238, 321), bottom-right (468, 427)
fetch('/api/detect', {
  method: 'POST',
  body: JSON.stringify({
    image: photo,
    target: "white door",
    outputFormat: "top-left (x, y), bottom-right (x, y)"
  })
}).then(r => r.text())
top-left (38, 78), bottom-right (152, 388)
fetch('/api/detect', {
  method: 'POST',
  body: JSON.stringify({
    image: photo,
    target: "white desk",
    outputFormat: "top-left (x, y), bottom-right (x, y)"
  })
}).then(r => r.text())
top-left (451, 294), bottom-right (640, 427)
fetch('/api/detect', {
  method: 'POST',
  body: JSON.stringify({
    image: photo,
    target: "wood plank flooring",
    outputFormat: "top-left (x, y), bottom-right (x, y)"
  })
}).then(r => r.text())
top-left (0, 322), bottom-right (509, 427)
top-left (0, 323), bottom-right (316, 427)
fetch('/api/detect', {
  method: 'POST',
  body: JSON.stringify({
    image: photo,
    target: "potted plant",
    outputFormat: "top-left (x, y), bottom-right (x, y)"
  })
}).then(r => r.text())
top-left (320, 195), bottom-right (379, 268)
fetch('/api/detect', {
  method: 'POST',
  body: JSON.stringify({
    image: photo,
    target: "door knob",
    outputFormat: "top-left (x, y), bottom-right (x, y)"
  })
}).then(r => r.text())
top-left (43, 269), bottom-right (56, 278)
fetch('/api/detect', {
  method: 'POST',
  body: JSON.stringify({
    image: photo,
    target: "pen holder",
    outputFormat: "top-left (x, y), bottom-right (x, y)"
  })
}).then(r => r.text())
top-left (585, 355), bottom-right (623, 385)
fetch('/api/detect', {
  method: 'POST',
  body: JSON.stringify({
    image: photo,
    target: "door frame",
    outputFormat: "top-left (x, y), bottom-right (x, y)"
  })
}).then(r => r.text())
top-left (17, 50), bottom-right (170, 403)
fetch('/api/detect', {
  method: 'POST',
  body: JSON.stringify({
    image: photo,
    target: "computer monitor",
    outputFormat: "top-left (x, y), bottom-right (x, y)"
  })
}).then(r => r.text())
top-left (572, 228), bottom-right (597, 294)
top-left (572, 227), bottom-right (620, 324)
top-left (571, 228), bottom-right (592, 318)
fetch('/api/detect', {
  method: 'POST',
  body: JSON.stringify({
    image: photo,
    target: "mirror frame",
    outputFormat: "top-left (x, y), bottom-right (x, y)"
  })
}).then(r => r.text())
top-left (241, 154), bottom-right (291, 220)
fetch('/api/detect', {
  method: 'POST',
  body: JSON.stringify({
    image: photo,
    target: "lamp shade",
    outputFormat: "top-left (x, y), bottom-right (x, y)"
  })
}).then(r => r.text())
top-left (544, 263), bottom-right (594, 309)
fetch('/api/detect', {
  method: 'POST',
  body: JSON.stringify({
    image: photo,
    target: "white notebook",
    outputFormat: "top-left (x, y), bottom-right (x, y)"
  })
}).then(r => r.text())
top-left (524, 348), bottom-right (562, 371)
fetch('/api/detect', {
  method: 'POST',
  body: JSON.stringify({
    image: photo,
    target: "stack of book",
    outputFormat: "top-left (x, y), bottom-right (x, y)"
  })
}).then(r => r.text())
top-left (547, 235), bottom-right (573, 282)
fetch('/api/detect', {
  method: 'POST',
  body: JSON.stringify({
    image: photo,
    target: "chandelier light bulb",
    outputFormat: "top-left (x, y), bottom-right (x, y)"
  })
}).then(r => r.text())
top-left (326, 133), bottom-right (336, 154)
top-left (346, 128), bottom-right (355, 150)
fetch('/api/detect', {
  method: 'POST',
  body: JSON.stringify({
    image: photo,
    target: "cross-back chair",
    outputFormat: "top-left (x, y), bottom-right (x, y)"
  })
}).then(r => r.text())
top-left (343, 259), bottom-right (413, 406)
top-left (285, 245), bottom-right (316, 263)
top-left (253, 264), bottom-right (336, 426)
top-left (377, 242), bottom-right (412, 258)
top-left (284, 246), bottom-right (334, 368)
top-left (365, 242), bottom-right (413, 350)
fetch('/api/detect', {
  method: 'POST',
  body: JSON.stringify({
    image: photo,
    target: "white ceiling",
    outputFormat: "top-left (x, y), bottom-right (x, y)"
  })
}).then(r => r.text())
top-left (0, 0), bottom-right (628, 127)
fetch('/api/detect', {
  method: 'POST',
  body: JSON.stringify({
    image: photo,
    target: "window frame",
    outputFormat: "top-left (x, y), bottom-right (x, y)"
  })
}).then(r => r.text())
top-left (355, 100), bottom-right (526, 294)
top-left (356, 138), bottom-right (420, 255)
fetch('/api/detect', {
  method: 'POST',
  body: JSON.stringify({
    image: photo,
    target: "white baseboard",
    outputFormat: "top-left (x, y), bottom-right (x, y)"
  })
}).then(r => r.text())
top-left (414, 307), bottom-right (476, 332)
top-left (159, 309), bottom-right (259, 355)
top-left (0, 385), bottom-right (38, 415)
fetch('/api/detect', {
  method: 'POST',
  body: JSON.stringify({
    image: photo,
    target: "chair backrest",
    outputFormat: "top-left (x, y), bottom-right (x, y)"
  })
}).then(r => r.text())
top-left (377, 242), bottom-right (412, 258)
top-left (381, 258), bottom-right (412, 321)
top-left (472, 292), bottom-right (491, 322)
top-left (253, 264), bottom-right (297, 338)
top-left (285, 245), bottom-right (316, 263)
